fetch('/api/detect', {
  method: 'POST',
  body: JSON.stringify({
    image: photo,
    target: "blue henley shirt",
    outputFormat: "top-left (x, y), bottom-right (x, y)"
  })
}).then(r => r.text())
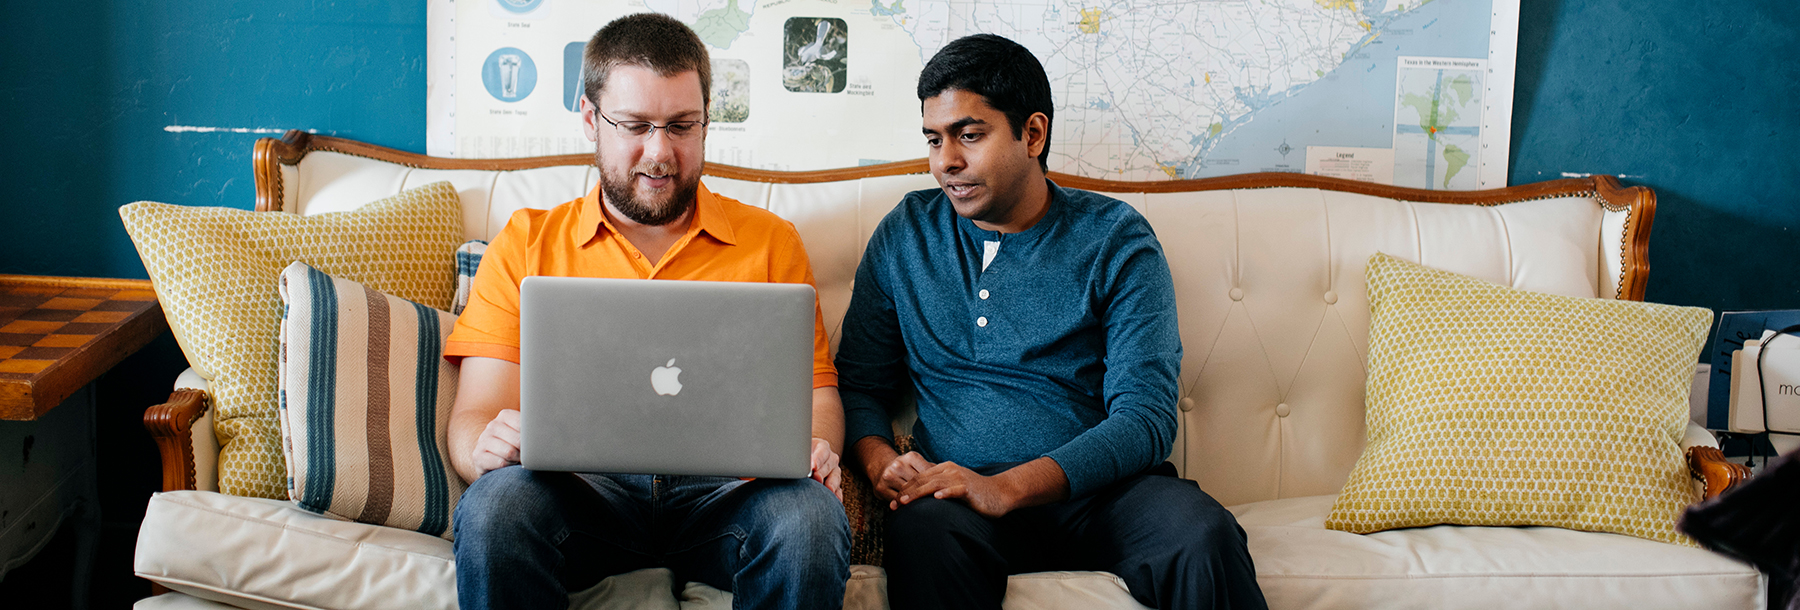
top-left (836, 181), bottom-right (1182, 498)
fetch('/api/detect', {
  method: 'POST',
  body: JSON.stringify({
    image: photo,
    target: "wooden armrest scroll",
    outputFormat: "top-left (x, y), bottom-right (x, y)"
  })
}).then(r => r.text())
top-left (1593, 174), bottom-right (1656, 302)
top-left (1688, 446), bottom-right (1752, 500)
top-left (144, 389), bottom-right (210, 492)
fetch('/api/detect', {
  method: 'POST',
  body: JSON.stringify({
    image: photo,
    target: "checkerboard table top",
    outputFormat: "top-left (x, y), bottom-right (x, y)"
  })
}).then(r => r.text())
top-left (0, 275), bottom-right (168, 420)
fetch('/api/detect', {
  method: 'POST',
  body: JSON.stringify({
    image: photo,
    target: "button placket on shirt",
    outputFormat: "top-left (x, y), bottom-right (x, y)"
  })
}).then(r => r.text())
top-left (972, 275), bottom-right (995, 359)
top-left (970, 228), bottom-right (1005, 359)
top-left (975, 286), bottom-right (992, 328)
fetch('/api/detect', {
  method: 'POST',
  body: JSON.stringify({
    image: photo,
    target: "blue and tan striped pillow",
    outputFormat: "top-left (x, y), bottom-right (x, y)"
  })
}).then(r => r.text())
top-left (453, 240), bottom-right (487, 315)
top-left (277, 262), bottom-right (466, 539)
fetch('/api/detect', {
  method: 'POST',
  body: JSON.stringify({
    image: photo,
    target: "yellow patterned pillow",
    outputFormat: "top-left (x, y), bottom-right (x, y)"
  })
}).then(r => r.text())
top-left (120, 183), bottom-right (462, 499)
top-left (1325, 253), bottom-right (1712, 545)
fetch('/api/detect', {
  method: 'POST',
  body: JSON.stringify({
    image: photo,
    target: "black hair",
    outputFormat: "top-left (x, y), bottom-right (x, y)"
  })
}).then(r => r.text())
top-left (917, 34), bottom-right (1053, 171)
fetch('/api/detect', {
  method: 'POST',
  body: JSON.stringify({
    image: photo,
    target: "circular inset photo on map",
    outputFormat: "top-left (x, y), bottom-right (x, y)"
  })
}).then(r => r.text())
top-left (482, 47), bottom-right (538, 103)
top-left (495, 0), bottom-right (543, 14)
top-left (711, 59), bottom-right (751, 123)
top-left (782, 17), bottom-right (847, 94)
top-left (489, 0), bottom-right (549, 19)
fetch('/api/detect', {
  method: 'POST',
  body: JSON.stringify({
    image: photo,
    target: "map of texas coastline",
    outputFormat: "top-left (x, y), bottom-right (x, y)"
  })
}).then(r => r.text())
top-left (878, 0), bottom-right (1432, 180)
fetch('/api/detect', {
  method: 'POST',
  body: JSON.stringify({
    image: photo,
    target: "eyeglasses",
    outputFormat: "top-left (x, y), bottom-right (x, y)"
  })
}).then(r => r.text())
top-left (594, 108), bottom-right (707, 141)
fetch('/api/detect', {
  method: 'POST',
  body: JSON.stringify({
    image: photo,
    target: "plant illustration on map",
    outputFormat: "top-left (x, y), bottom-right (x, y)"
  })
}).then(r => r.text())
top-left (711, 58), bottom-right (751, 123)
top-left (1393, 63), bottom-right (1483, 190)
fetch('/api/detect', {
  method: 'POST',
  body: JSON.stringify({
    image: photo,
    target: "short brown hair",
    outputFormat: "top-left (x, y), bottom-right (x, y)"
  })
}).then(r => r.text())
top-left (582, 13), bottom-right (712, 110)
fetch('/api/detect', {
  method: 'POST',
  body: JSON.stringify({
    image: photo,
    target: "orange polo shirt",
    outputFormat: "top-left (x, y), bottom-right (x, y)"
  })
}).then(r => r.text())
top-left (444, 182), bottom-right (837, 388)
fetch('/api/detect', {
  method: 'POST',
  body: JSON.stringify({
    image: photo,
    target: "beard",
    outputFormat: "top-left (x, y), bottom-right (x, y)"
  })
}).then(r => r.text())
top-left (598, 155), bottom-right (701, 227)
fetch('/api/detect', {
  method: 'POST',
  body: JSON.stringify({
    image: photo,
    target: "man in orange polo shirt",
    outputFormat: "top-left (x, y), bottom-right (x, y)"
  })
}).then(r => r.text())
top-left (443, 14), bottom-right (850, 610)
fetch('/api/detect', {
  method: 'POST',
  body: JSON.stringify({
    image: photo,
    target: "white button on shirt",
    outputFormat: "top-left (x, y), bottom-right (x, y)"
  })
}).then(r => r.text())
top-left (977, 316), bottom-right (988, 327)
top-left (979, 289), bottom-right (990, 299)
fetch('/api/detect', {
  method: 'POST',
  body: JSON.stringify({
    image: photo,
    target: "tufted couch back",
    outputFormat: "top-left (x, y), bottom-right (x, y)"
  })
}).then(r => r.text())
top-left (257, 134), bottom-right (1651, 507)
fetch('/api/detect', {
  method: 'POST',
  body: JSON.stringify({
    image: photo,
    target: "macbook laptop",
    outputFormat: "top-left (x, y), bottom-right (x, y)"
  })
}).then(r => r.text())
top-left (518, 276), bottom-right (815, 478)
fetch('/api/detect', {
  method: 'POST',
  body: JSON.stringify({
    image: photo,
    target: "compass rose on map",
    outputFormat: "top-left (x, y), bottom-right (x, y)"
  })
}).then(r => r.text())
top-left (1274, 140), bottom-right (1294, 159)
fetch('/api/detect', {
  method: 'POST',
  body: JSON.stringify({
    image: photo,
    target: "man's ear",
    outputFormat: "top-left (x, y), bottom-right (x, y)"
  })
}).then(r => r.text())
top-left (1023, 112), bottom-right (1050, 160)
top-left (579, 96), bottom-right (600, 143)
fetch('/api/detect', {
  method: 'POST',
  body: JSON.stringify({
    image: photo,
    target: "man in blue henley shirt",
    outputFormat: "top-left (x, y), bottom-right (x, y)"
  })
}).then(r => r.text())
top-left (836, 34), bottom-right (1267, 610)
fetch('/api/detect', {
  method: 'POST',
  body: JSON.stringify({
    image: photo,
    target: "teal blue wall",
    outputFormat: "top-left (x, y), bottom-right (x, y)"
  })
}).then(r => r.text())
top-left (1510, 1), bottom-right (1798, 314)
top-left (0, 0), bottom-right (424, 277)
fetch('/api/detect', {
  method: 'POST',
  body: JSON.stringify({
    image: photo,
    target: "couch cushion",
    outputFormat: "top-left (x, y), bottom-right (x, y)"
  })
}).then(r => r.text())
top-left (120, 182), bottom-right (463, 499)
top-left (277, 262), bottom-right (465, 538)
top-left (137, 489), bottom-right (1761, 610)
top-left (134, 592), bottom-right (249, 609)
top-left (1239, 494), bottom-right (1763, 610)
top-left (1326, 253), bottom-right (1712, 545)
top-left (137, 490), bottom-right (1153, 610)
top-left (136, 491), bottom-right (458, 610)
top-left (135, 491), bottom-right (688, 610)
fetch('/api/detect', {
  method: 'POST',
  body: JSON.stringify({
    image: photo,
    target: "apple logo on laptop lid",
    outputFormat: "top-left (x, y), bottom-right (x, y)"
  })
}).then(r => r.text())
top-left (651, 359), bottom-right (683, 396)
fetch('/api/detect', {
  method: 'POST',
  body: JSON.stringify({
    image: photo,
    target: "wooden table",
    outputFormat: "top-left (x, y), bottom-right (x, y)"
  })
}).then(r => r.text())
top-left (0, 274), bottom-right (167, 607)
top-left (0, 275), bottom-right (168, 420)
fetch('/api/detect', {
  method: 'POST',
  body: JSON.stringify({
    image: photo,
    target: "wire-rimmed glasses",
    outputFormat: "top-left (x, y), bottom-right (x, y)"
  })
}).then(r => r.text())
top-left (595, 108), bottom-right (707, 141)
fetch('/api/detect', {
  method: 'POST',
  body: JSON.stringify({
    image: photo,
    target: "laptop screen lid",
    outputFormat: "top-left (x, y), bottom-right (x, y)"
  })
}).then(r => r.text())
top-left (518, 277), bottom-right (814, 478)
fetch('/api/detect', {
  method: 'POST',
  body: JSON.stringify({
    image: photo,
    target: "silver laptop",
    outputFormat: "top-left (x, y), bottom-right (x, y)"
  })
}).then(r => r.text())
top-left (518, 277), bottom-right (815, 478)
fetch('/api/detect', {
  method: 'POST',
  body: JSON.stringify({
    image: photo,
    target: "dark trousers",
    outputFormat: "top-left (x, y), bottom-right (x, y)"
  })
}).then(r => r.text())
top-left (885, 462), bottom-right (1266, 610)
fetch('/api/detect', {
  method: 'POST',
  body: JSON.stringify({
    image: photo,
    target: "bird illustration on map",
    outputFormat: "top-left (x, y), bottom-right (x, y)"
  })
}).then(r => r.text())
top-left (782, 17), bottom-right (848, 93)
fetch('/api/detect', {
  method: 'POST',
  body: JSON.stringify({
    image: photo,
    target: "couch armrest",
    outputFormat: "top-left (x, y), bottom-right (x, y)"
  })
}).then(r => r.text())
top-left (1683, 423), bottom-right (1751, 500)
top-left (172, 370), bottom-right (219, 492)
top-left (145, 370), bottom-right (212, 492)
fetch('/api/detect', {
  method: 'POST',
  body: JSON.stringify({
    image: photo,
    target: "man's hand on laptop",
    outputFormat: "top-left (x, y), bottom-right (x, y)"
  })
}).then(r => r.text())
top-left (810, 437), bottom-right (843, 500)
top-left (472, 409), bottom-right (523, 477)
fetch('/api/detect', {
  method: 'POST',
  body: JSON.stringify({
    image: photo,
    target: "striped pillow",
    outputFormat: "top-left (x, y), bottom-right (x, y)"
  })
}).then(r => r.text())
top-left (277, 262), bottom-right (466, 539)
top-left (452, 240), bottom-right (487, 315)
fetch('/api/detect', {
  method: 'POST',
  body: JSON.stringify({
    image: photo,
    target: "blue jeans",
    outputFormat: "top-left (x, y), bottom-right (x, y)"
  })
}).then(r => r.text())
top-left (453, 466), bottom-right (851, 610)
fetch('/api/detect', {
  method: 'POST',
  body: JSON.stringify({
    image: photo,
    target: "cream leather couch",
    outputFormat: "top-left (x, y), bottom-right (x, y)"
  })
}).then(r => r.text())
top-left (134, 132), bottom-right (1764, 609)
